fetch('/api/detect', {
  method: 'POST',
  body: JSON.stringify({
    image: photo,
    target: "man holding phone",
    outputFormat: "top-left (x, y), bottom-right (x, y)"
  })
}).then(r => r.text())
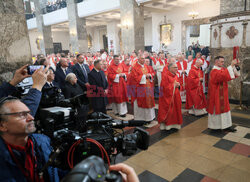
top-left (0, 65), bottom-right (49, 116)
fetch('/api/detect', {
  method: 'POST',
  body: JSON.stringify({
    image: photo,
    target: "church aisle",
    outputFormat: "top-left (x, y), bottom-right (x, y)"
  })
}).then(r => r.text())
top-left (117, 104), bottom-right (250, 182)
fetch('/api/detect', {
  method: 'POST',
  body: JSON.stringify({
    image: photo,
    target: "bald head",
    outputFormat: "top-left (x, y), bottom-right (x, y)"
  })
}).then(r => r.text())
top-left (195, 59), bottom-right (203, 68)
top-left (168, 57), bottom-right (176, 64)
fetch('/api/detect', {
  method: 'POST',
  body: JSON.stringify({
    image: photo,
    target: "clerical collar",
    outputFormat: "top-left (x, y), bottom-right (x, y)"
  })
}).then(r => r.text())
top-left (138, 62), bottom-right (144, 68)
top-left (194, 65), bottom-right (198, 69)
top-left (213, 65), bottom-right (222, 70)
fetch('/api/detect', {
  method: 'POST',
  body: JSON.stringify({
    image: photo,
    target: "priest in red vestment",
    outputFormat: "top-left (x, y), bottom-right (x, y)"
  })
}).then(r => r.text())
top-left (176, 54), bottom-right (188, 102)
top-left (185, 59), bottom-right (207, 116)
top-left (158, 62), bottom-right (183, 130)
top-left (120, 58), bottom-right (131, 78)
top-left (207, 56), bottom-right (240, 132)
top-left (88, 57), bottom-right (94, 70)
top-left (128, 56), bottom-right (155, 122)
top-left (107, 55), bottom-right (128, 117)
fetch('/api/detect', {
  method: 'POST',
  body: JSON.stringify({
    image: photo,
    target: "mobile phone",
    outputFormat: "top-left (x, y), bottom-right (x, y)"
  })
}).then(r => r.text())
top-left (27, 65), bottom-right (44, 75)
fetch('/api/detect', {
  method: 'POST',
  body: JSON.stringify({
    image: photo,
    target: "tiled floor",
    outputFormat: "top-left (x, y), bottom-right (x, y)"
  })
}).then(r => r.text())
top-left (113, 103), bottom-right (250, 182)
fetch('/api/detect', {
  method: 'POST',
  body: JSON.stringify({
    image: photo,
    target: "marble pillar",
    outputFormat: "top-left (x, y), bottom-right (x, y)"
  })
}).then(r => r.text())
top-left (107, 21), bottom-right (120, 54)
top-left (120, 0), bottom-right (144, 54)
top-left (0, 0), bottom-right (32, 83)
top-left (67, 0), bottom-right (88, 53)
top-left (34, 0), bottom-right (54, 55)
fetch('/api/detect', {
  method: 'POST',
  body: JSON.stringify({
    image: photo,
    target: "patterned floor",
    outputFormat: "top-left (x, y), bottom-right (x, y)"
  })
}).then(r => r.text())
top-left (110, 103), bottom-right (250, 182)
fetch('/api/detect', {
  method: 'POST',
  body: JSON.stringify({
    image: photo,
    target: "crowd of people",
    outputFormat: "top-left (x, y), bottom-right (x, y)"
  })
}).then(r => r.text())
top-left (0, 47), bottom-right (241, 181)
top-left (31, 48), bottom-right (240, 132)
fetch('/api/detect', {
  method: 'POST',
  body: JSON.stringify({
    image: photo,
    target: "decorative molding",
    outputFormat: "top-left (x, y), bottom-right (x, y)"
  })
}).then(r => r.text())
top-left (210, 10), bottom-right (250, 22)
top-left (213, 29), bottom-right (218, 40)
top-left (226, 26), bottom-right (239, 39)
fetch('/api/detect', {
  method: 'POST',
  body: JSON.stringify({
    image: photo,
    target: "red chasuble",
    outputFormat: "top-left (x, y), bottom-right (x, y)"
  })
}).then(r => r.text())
top-left (158, 70), bottom-right (182, 125)
top-left (191, 58), bottom-right (205, 67)
top-left (185, 66), bottom-right (207, 109)
top-left (128, 62), bottom-right (155, 108)
top-left (107, 62), bottom-right (128, 104)
top-left (176, 60), bottom-right (188, 91)
top-left (89, 64), bottom-right (94, 71)
top-left (120, 61), bottom-right (131, 77)
top-left (207, 67), bottom-right (232, 115)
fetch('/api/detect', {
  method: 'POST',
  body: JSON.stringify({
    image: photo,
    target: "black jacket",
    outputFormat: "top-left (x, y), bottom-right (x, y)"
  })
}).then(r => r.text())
top-left (71, 63), bottom-right (90, 91)
top-left (64, 82), bottom-right (83, 99)
top-left (88, 69), bottom-right (108, 112)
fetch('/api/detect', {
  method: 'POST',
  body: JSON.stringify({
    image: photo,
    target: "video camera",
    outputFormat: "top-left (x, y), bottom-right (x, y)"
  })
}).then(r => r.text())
top-left (38, 94), bottom-right (89, 134)
top-left (61, 156), bottom-right (123, 182)
top-left (41, 112), bottom-right (149, 170)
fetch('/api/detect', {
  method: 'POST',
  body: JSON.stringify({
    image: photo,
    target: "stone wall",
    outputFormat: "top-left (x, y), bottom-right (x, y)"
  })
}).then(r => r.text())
top-left (0, 0), bottom-right (32, 83)
top-left (210, 47), bottom-right (250, 102)
top-left (220, 0), bottom-right (250, 15)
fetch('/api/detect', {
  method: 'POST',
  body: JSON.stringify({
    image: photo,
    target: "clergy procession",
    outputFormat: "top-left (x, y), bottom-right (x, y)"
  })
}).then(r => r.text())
top-left (32, 49), bottom-right (240, 133)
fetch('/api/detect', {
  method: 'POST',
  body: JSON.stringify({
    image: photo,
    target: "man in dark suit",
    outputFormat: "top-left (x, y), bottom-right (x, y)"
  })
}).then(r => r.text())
top-left (54, 57), bottom-right (71, 94)
top-left (88, 60), bottom-right (108, 113)
top-left (71, 54), bottom-right (90, 91)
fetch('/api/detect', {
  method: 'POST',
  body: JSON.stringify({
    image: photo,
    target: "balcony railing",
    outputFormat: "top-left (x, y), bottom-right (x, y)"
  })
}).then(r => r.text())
top-left (25, 0), bottom-right (84, 20)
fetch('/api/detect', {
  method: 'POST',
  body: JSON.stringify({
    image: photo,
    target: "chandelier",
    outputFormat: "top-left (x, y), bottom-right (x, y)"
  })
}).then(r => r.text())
top-left (188, 10), bottom-right (199, 19)
top-left (188, 0), bottom-right (199, 19)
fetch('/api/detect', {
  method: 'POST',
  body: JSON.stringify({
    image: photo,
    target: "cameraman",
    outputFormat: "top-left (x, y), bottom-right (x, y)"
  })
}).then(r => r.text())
top-left (0, 65), bottom-right (49, 116)
top-left (0, 97), bottom-right (62, 181)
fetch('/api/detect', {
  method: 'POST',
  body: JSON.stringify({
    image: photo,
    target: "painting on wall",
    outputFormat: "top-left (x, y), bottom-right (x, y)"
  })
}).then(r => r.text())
top-left (160, 24), bottom-right (172, 47)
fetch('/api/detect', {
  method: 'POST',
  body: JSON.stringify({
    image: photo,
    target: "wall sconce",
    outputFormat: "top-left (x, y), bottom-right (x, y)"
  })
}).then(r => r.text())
top-left (117, 20), bottom-right (131, 29)
top-left (70, 30), bottom-right (77, 36)
top-left (38, 35), bottom-right (43, 40)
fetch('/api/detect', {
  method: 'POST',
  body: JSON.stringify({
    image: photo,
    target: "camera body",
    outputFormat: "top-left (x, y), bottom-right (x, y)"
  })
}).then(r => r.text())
top-left (42, 112), bottom-right (149, 170)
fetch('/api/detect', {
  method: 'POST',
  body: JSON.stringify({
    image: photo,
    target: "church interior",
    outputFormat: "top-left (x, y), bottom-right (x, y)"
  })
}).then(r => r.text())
top-left (0, 0), bottom-right (250, 182)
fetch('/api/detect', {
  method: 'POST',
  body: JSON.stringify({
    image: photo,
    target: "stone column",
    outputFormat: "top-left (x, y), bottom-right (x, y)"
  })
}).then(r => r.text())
top-left (67, 0), bottom-right (88, 53)
top-left (120, 0), bottom-right (145, 54)
top-left (107, 21), bottom-right (120, 54)
top-left (218, 24), bottom-right (223, 48)
top-left (0, 0), bottom-right (32, 83)
top-left (241, 21), bottom-right (248, 48)
top-left (34, 0), bottom-right (54, 55)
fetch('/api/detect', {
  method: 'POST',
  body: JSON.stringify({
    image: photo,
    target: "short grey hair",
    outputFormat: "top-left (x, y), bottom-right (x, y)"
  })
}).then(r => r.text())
top-left (168, 62), bottom-right (175, 70)
top-left (65, 73), bottom-right (76, 83)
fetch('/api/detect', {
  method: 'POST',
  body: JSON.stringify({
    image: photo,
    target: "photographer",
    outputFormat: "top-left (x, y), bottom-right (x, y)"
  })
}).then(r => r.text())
top-left (0, 65), bottom-right (49, 116)
top-left (0, 97), bottom-right (62, 181)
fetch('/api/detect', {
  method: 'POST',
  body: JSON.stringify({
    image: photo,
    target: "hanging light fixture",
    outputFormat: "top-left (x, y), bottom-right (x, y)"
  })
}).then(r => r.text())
top-left (188, 0), bottom-right (199, 19)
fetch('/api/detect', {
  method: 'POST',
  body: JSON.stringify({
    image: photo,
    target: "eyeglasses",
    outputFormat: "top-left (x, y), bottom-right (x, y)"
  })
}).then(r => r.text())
top-left (0, 111), bottom-right (31, 119)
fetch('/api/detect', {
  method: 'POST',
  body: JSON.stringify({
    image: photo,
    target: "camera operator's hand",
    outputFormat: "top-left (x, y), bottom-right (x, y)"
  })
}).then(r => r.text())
top-left (109, 163), bottom-right (139, 182)
top-left (9, 64), bottom-right (30, 86)
top-left (32, 65), bottom-right (49, 91)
